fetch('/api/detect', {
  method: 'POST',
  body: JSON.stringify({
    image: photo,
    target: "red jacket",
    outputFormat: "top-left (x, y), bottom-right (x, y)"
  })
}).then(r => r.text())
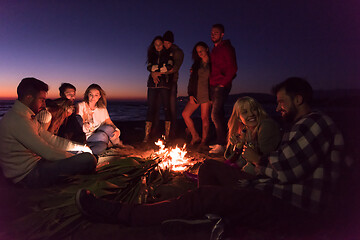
top-left (209, 40), bottom-right (237, 88)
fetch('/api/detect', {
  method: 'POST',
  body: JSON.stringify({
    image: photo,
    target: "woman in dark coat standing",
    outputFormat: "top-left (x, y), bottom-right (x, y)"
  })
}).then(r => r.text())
top-left (144, 36), bottom-right (174, 142)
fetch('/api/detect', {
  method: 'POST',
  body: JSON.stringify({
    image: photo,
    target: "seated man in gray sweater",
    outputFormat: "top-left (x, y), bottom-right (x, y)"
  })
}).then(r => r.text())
top-left (0, 77), bottom-right (97, 188)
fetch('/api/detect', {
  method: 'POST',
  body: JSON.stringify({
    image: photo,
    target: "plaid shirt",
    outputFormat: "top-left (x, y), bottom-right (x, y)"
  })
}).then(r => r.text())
top-left (253, 111), bottom-right (344, 213)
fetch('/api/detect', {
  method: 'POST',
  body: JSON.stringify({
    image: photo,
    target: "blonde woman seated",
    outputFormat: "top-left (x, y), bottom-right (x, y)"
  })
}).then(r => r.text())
top-left (198, 96), bottom-right (281, 186)
top-left (77, 84), bottom-right (131, 155)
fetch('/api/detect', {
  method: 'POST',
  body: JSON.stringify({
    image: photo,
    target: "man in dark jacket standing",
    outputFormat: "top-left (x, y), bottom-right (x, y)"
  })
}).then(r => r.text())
top-left (163, 31), bottom-right (184, 139)
top-left (208, 24), bottom-right (237, 154)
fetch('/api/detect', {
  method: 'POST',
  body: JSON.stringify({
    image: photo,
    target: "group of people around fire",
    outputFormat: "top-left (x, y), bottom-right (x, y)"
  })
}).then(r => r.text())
top-left (0, 23), bottom-right (350, 237)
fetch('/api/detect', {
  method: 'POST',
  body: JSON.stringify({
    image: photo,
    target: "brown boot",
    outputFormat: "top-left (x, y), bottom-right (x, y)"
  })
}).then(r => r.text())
top-left (143, 121), bottom-right (152, 142)
top-left (165, 121), bottom-right (171, 140)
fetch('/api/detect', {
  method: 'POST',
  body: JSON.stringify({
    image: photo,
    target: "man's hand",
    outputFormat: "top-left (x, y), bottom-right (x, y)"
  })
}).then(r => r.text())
top-left (160, 65), bottom-right (168, 73)
top-left (82, 145), bottom-right (93, 154)
top-left (166, 69), bottom-right (174, 74)
top-left (242, 145), bottom-right (261, 165)
top-left (70, 144), bottom-right (92, 154)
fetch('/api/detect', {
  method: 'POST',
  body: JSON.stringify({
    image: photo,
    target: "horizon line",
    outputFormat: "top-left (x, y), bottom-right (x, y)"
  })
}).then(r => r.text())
top-left (1, 88), bottom-right (359, 101)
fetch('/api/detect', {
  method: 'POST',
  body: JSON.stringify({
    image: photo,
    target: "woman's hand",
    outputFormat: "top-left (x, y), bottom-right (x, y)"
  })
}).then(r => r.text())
top-left (230, 133), bottom-right (242, 146)
top-left (112, 128), bottom-right (120, 139)
top-left (151, 65), bottom-right (159, 72)
top-left (242, 145), bottom-right (261, 165)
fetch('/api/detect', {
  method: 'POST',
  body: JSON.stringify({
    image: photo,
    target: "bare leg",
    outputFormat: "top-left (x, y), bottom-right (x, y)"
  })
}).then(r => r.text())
top-left (200, 102), bottom-right (211, 144)
top-left (182, 100), bottom-right (200, 144)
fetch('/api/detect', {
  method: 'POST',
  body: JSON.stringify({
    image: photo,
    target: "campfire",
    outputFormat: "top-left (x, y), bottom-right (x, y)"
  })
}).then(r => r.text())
top-left (96, 138), bottom-right (204, 173)
top-left (152, 139), bottom-right (198, 172)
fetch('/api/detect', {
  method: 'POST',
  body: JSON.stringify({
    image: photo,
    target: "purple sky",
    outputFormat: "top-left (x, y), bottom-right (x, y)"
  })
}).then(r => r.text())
top-left (0, 0), bottom-right (359, 100)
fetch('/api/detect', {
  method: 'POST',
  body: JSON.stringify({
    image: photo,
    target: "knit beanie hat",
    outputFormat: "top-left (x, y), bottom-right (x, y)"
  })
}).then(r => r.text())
top-left (163, 31), bottom-right (174, 43)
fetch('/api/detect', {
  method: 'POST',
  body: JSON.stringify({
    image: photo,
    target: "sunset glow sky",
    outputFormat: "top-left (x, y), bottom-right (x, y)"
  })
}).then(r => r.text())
top-left (1, 0), bottom-right (359, 100)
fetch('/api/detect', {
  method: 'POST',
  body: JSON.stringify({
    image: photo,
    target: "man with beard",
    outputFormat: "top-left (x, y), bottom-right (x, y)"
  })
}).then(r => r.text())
top-left (0, 78), bottom-right (97, 188)
top-left (75, 77), bottom-right (346, 238)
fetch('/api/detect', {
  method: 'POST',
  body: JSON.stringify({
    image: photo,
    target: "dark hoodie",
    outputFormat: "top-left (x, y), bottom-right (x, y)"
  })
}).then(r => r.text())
top-left (209, 39), bottom-right (237, 88)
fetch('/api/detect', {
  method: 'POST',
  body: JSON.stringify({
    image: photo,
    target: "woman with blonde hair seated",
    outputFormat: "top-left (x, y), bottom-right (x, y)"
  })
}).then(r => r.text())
top-left (198, 96), bottom-right (281, 186)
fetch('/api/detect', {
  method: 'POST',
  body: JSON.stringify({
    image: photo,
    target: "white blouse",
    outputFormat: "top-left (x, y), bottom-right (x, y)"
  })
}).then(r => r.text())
top-left (77, 101), bottom-right (110, 138)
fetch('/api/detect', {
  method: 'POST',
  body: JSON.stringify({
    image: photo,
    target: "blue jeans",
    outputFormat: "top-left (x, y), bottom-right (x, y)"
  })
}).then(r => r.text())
top-left (87, 124), bottom-right (116, 155)
top-left (20, 152), bottom-right (97, 188)
top-left (210, 86), bottom-right (231, 145)
top-left (146, 88), bottom-right (171, 122)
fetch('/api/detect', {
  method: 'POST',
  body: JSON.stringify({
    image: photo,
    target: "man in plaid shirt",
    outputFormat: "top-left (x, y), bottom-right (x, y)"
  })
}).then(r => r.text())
top-left (243, 77), bottom-right (345, 213)
top-left (76, 77), bottom-right (346, 233)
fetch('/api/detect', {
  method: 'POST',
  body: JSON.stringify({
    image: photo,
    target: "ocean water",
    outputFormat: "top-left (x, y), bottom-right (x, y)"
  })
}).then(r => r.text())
top-left (0, 100), bottom-right (149, 122)
top-left (0, 97), bottom-right (278, 122)
top-left (8, 91), bottom-right (359, 123)
top-left (0, 100), bottom-right (14, 120)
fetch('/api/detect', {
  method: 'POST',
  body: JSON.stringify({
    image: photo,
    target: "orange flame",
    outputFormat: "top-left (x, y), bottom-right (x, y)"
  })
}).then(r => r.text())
top-left (153, 139), bottom-right (195, 172)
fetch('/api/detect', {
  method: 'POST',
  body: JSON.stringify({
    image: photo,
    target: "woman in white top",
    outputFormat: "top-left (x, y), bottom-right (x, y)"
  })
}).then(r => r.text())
top-left (77, 84), bottom-right (128, 155)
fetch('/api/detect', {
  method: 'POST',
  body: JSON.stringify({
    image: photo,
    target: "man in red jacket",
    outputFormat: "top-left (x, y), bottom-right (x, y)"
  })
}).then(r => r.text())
top-left (208, 24), bottom-right (238, 154)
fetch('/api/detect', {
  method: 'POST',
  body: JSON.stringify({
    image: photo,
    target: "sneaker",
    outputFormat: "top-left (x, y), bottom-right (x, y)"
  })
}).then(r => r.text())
top-left (209, 144), bottom-right (225, 154)
top-left (75, 189), bottom-right (122, 223)
top-left (210, 218), bottom-right (226, 240)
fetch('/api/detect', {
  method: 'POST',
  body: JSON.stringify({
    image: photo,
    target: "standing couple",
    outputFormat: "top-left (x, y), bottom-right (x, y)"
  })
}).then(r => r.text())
top-left (183, 24), bottom-right (238, 153)
top-left (143, 31), bottom-right (184, 142)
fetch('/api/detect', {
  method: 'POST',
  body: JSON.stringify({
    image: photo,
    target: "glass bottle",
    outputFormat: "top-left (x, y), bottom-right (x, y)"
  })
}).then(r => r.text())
top-left (138, 176), bottom-right (148, 204)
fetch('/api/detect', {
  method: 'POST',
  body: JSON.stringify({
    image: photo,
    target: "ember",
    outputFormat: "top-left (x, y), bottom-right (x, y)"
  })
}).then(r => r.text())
top-left (153, 139), bottom-right (195, 172)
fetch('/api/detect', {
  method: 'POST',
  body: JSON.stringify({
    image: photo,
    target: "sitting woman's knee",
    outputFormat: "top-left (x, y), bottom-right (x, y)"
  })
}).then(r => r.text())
top-left (88, 131), bottom-right (109, 143)
top-left (97, 124), bottom-right (116, 136)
